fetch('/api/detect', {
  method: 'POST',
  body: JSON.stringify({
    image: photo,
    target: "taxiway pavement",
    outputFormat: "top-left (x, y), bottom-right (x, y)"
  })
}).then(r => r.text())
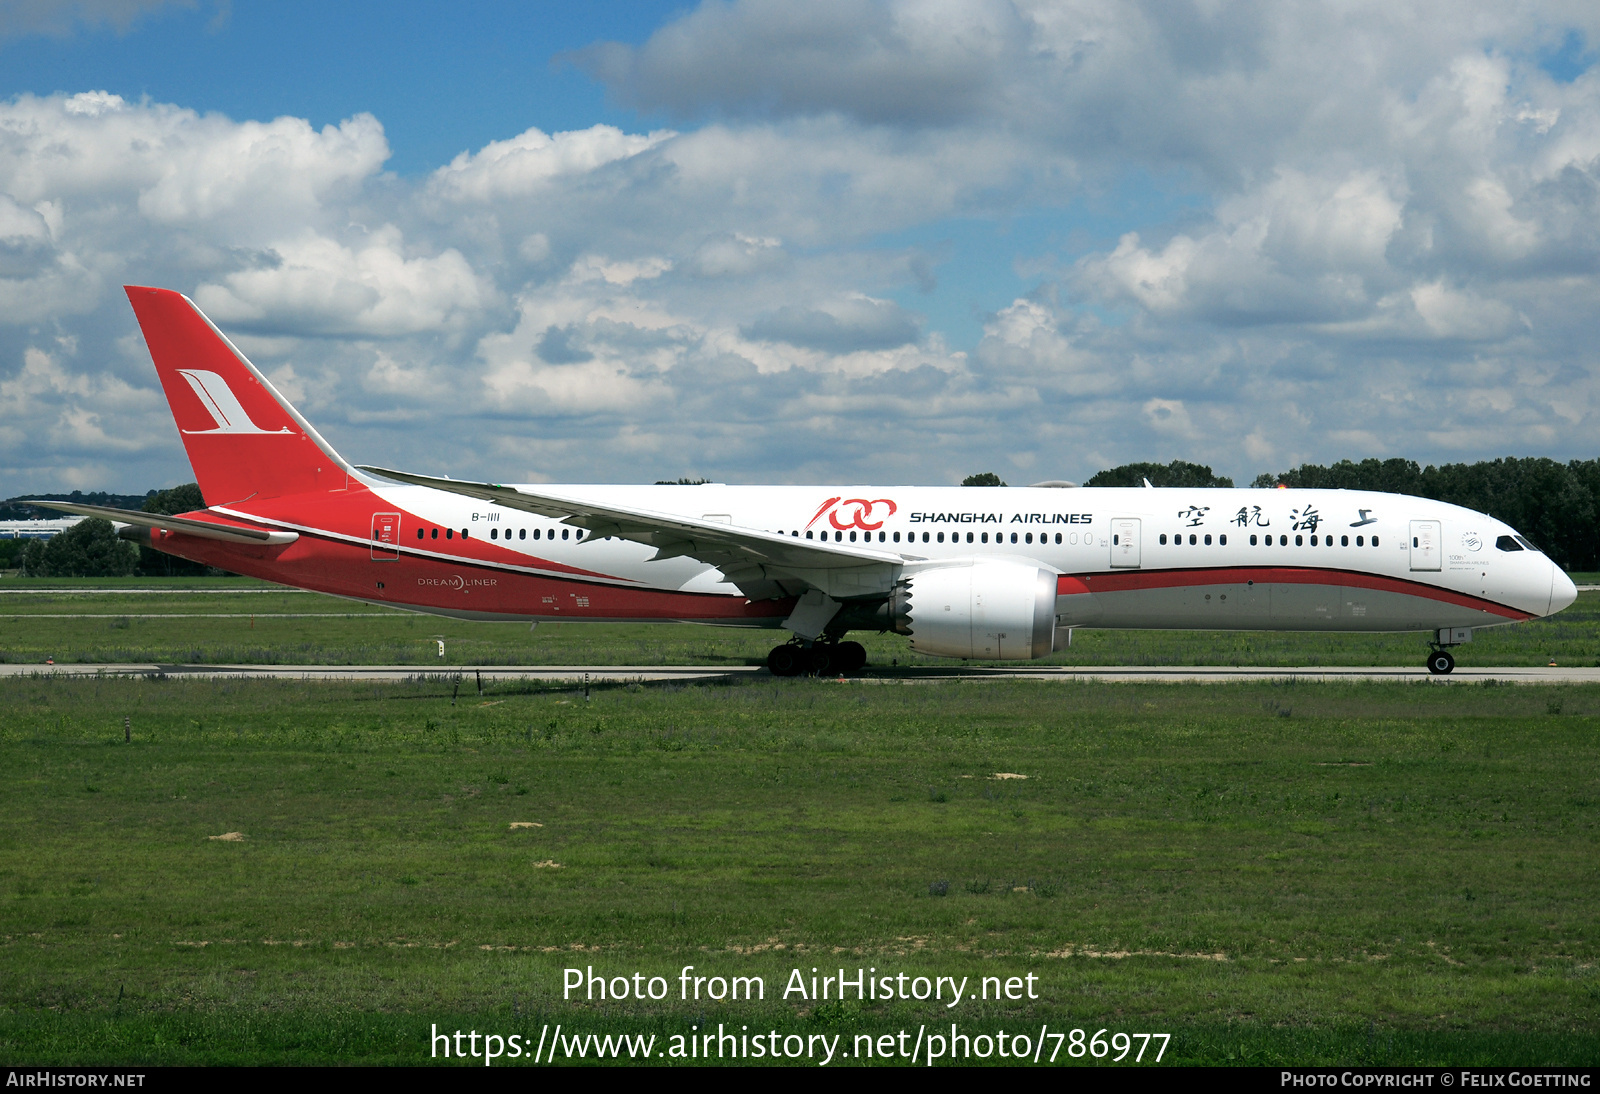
top-left (2, 663), bottom-right (1596, 685)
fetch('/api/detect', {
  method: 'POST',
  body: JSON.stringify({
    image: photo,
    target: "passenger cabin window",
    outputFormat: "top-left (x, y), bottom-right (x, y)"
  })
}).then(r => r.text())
top-left (520, 529), bottom-right (526, 540)
top-left (1372, 536), bottom-right (1379, 546)
top-left (446, 529), bottom-right (453, 539)
top-left (1341, 535), bottom-right (1348, 546)
top-left (1160, 533), bottom-right (1168, 545)
top-left (1356, 535), bottom-right (1363, 546)
top-left (490, 529), bottom-right (497, 539)
top-left (1204, 534), bottom-right (1212, 545)
top-left (1249, 534), bottom-right (1257, 545)
top-left (937, 532), bottom-right (945, 543)
top-left (1496, 534), bottom-right (1523, 552)
top-left (562, 529), bottom-right (569, 540)
top-left (416, 529), bottom-right (424, 540)
top-left (1219, 534), bottom-right (1226, 545)
top-left (431, 528), bottom-right (439, 540)
top-left (893, 531), bottom-right (900, 543)
top-left (1011, 533), bottom-right (1018, 544)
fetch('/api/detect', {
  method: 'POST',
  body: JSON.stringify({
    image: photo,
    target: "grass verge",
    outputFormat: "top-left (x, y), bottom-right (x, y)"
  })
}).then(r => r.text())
top-left (1, 675), bottom-right (1597, 1064)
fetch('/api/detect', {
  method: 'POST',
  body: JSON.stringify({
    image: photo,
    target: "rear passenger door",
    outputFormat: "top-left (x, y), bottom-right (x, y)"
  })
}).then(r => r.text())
top-left (371, 512), bottom-right (400, 560)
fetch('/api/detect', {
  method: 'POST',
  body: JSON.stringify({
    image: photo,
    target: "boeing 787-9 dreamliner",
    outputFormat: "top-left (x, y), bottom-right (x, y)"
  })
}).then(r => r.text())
top-left (42, 287), bottom-right (1579, 676)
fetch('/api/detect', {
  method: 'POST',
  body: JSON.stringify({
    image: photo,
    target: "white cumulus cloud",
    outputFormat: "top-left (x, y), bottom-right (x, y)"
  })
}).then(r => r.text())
top-left (192, 226), bottom-right (491, 337)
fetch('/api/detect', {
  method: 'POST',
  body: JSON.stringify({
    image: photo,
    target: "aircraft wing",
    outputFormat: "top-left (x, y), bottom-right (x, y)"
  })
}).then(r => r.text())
top-left (359, 466), bottom-right (916, 598)
top-left (33, 501), bottom-right (301, 545)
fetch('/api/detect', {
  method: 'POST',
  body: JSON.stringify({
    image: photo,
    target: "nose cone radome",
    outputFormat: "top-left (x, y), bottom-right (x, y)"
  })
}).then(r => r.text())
top-left (1548, 564), bottom-right (1578, 617)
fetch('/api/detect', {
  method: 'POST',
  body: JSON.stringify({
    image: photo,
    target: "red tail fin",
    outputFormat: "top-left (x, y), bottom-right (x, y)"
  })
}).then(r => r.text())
top-left (126, 286), bottom-right (360, 505)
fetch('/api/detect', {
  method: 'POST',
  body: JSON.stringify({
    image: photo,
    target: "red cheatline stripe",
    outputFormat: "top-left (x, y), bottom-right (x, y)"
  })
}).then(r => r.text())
top-left (1056, 567), bottom-right (1533, 620)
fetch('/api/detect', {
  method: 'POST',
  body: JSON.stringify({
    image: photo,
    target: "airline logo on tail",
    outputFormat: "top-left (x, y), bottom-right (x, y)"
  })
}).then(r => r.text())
top-left (176, 369), bottom-right (293, 435)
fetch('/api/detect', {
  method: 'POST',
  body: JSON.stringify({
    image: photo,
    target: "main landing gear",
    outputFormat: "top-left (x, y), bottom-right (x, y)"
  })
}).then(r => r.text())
top-left (767, 639), bottom-right (868, 677)
top-left (1426, 648), bottom-right (1456, 676)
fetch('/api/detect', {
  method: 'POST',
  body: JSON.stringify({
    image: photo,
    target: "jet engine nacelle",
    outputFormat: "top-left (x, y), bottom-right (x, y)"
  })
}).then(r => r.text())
top-left (892, 561), bottom-right (1058, 660)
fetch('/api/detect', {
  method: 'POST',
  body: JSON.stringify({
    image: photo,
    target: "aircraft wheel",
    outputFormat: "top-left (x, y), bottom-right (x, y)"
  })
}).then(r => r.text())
top-left (835, 641), bottom-right (867, 674)
top-left (767, 645), bottom-right (804, 677)
top-left (1426, 649), bottom-right (1456, 675)
top-left (805, 646), bottom-right (835, 676)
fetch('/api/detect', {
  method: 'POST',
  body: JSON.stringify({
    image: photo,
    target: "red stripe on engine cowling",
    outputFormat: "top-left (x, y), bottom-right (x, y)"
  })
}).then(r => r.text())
top-left (1056, 567), bottom-right (1533, 620)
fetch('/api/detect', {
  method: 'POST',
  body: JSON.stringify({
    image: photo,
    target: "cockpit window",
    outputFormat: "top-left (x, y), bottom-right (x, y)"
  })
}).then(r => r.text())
top-left (1513, 534), bottom-right (1541, 553)
top-left (1495, 535), bottom-right (1523, 552)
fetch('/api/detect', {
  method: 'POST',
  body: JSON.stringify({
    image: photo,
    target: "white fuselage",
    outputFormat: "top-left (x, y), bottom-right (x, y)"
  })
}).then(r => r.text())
top-left (330, 483), bottom-right (1572, 632)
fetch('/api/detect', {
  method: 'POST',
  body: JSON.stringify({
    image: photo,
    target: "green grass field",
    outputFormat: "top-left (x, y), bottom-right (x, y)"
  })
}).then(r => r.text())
top-left (2, 671), bottom-right (1598, 1066)
top-left (2, 578), bottom-right (1597, 669)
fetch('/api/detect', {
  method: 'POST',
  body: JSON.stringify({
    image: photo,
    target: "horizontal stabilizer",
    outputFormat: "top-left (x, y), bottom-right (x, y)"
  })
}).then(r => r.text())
top-left (34, 501), bottom-right (300, 546)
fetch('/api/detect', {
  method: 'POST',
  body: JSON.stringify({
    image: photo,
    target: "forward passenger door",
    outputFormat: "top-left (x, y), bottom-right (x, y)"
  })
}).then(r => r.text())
top-left (1110, 518), bottom-right (1141, 568)
top-left (1409, 520), bottom-right (1441, 572)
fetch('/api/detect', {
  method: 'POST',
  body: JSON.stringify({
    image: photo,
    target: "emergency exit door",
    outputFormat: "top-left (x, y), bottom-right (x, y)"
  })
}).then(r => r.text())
top-left (1409, 519), bottom-right (1441, 571)
top-left (1110, 517), bottom-right (1141, 568)
top-left (371, 512), bottom-right (400, 560)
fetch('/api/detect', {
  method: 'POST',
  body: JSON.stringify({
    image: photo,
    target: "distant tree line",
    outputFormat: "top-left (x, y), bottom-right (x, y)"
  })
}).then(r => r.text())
top-left (19, 518), bottom-right (139, 577)
top-left (0, 489), bottom-right (153, 521)
top-left (1084, 461), bottom-right (1235, 489)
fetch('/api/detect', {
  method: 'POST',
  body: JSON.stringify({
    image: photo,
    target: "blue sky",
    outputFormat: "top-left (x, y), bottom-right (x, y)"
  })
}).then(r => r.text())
top-left (0, 3), bottom-right (682, 175)
top-left (0, 0), bottom-right (1159, 351)
top-left (0, 1), bottom-right (1597, 493)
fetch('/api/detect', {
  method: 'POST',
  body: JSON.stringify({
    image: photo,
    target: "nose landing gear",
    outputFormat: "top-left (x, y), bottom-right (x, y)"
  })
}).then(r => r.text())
top-left (1425, 627), bottom-right (1470, 675)
top-left (766, 639), bottom-right (868, 677)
